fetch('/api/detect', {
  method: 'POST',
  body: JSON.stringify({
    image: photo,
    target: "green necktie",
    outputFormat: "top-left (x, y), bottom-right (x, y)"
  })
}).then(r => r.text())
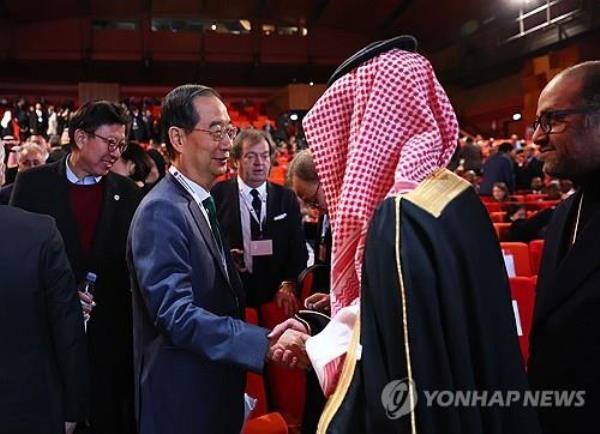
top-left (202, 196), bottom-right (224, 254)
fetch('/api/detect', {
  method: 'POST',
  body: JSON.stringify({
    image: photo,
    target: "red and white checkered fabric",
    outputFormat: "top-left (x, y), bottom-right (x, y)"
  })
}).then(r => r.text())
top-left (303, 49), bottom-right (458, 315)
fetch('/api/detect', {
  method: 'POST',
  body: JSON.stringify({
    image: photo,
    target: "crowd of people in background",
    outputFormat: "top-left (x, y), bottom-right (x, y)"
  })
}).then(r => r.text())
top-left (0, 95), bottom-right (575, 249)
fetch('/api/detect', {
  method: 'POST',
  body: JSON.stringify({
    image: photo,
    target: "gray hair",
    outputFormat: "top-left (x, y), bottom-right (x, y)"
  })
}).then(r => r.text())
top-left (288, 149), bottom-right (319, 183)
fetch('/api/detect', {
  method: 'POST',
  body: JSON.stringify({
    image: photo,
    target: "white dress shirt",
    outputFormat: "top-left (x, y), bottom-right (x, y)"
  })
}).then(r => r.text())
top-left (237, 176), bottom-right (267, 273)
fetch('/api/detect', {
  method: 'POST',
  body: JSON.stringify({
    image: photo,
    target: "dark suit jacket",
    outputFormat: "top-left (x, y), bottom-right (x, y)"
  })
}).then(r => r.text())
top-left (528, 189), bottom-right (600, 434)
top-left (0, 182), bottom-right (13, 205)
top-left (0, 206), bottom-right (88, 434)
top-left (10, 156), bottom-right (142, 369)
top-left (127, 173), bottom-right (269, 434)
top-left (480, 152), bottom-right (516, 195)
top-left (212, 178), bottom-right (307, 306)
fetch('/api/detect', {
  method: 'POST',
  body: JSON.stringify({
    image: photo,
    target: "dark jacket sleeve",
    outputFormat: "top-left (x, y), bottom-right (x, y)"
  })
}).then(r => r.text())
top-left (9, 169), bottom-right (35, 210)
top-left (41, 219), bottom-right (89, 421)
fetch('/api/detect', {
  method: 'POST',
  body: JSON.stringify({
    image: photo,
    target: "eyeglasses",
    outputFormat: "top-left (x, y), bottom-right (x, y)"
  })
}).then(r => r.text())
top-left (532, 106), bottom-right (600, 134)
top-left (88, 132), bottom-right (128, 153)
top-left (192, 125), bottom-right (239, 142)
top-left (302, 181), bottom-right (321, 209)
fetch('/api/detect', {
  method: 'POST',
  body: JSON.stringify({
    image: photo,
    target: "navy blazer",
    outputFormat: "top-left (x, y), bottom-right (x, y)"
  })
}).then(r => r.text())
top-left (127, 173), bottom-right (269, 434)
top-left (0, 206), bottom-right (88, 434)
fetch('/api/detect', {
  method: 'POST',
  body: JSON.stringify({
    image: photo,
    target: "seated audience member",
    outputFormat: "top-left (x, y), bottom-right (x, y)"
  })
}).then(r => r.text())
top-left (462, 169), bottom-right (479, 192)
top-left (110, 141), bottom-right (154, 190)
top-left (530, 176), bottom-right (544, 194)
top-left (505, 203), bottom-right (527, 222)
top-left (492, 181), bottom-right (510, 202)
top-left (507, 206), bottom-right (554, 243)
top-left (0, 142), bottom-right (47, 205)
top-left (147, 148), bottom-right (166, 182)
top-left (543, 180), bottom-right (562, 200)
top-left (560, 179), bottom-right (576, 198)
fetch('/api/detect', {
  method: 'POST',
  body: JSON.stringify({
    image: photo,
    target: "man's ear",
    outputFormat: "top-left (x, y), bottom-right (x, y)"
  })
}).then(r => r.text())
top-left (168, 126), bottom-right (185, 154)
top-left (73, 129), bottom-right (87, 150)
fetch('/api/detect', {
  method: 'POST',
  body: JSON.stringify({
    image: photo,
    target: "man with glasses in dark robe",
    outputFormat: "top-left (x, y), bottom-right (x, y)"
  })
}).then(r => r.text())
top-left (528, 61), bottom-right (600, 434)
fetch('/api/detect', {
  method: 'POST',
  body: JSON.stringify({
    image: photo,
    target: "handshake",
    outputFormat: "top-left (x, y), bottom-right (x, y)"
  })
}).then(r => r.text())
top-left (265, 292), bottom-right (331, 370)
top-left (266, 318), bottom-right (312, 370)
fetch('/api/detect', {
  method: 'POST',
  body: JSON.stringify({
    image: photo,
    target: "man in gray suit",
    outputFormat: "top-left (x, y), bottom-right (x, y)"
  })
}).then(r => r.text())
top-left (127, 84), bottom-right (307, 434)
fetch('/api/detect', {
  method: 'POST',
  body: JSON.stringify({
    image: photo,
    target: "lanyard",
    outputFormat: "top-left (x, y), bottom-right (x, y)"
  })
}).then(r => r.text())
top-left (241, 191), bottom-right (266, 234)
top-left (169, 166), bottom-right (228, 272)
top-left (169, 166), bottom-right (205, 206)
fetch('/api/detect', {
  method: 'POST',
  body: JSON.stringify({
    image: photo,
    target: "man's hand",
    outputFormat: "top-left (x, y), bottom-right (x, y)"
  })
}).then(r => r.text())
top-left (268, 329), bottom-right (310, 370)
top-left (78, 291), bottom-right (96, 321)
top-left (268, 318), bottom-right (309, 341)
top-left (230, 249), bottom-right (247, 273)
top-left (64, 421), bottom-right (77, 434)
top-left (304, 292), bottom-right (330, 313)
top-left (276, 281), bottom-right (299, 317)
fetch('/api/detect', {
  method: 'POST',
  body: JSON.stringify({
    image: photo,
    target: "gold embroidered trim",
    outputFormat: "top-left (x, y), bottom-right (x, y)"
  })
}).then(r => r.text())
top-left (316, 312), bottom-right (361, 433)
top-left (396, 197), bottom-right (417, 434)
top-left (405, 168), bottom-right (470, 218)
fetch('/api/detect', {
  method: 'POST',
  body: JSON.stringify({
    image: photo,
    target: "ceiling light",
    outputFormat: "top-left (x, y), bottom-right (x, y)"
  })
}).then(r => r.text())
top-left (512, 113), bottom-right (522, 121)
top-left (290, 113), bottom-right (299, 121)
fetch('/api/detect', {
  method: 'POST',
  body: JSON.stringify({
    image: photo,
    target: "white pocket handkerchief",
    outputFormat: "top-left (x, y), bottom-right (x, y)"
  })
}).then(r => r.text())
top-left (273, 213), bottom-right (287, 221)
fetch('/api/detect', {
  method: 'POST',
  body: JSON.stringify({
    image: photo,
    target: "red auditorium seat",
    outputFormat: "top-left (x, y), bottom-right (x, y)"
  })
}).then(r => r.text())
top-left (243, 413), bottom-right (288, 434)
top-left (493, 223), bottom-right (511, 241)
top-left (528, 239), bottom-right (544, 275)
top-left (525, 194), bottom-right (547, 202)
top-left (509, 276), bottom-right (537, 366)
top-left (526, 200), bottom-right (560, 211)
top-left (500, 242), bottom-right (533, 277)
top-left (484, 202), bottom-right (504, 212)
top-left (244, 308), bottom-right (288, 433)
top-left (259, 302), bottom-right (306, 428)
top-left (511, 195), bottom-right (525, 203)
top-left (489, 211), bottom-right (507, 223)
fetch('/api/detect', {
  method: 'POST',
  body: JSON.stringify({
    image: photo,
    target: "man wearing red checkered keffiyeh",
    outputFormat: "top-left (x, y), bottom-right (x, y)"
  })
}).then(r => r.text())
top-left (291, 40), bottom-right (540, 434)
top-left (301, 47), bottom-right (458, 398)
top-left (305, 49), bottom-right (458, 316)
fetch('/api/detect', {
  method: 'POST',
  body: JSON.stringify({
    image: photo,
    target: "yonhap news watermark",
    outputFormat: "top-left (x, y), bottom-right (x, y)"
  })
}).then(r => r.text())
top-left (381, 378), bottom-right (586, 420)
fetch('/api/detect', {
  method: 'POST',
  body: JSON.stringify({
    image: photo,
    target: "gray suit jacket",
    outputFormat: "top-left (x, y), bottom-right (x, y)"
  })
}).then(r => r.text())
top-left (127, 173), bottom-right (269, 434)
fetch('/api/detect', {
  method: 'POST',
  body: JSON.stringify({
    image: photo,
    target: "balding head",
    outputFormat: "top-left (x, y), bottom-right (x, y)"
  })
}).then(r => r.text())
top-left (533, 61), bottom-right (600, 181)
top-left (548, 61), bottom-right (600, 106)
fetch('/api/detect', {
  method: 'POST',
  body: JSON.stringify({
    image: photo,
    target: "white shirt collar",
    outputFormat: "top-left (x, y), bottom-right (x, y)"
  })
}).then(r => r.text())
top-left (65, 155), bottom-right (103, 185)
top-left (237, 176), bottom-right (267, 198)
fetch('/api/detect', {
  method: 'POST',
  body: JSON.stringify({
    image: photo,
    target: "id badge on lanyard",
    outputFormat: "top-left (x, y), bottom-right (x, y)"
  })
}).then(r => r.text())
top-left (245, 194), bottom-right (273, 257)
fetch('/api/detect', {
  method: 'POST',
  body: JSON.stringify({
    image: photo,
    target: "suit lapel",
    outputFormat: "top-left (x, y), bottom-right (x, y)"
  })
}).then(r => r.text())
top-left (179, 182), bottom-right (232, 287)
top-left (264, 182), bottom-right (276, 238)
top-left (89, 174), bottom-right (119, 271)
top-left (534, 190), bottom-right (600, 323)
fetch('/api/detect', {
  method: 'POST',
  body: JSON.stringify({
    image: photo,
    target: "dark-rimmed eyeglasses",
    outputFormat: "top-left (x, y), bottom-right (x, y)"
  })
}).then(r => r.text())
top-left (192, 125), bottom-right (239, 142)
top-left (532, 106), bottom-right (600, 134)
top-left (88, 132), bottom-right (128, 153)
